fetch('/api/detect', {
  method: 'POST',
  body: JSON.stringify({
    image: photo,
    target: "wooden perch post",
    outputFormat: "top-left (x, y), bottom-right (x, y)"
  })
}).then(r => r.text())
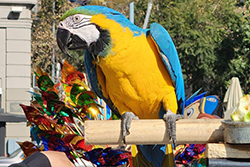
top-left (84, 119), bottom-right (224, 145)
top-left (206, 143), bottom-right (250, 159)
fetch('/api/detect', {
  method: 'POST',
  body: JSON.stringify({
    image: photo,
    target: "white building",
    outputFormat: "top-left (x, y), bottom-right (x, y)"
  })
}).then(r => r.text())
top-left (0, 0), bottom-right (36, 156)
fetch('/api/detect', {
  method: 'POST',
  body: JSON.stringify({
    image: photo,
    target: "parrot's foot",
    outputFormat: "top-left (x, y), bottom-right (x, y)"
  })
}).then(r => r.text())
top-left (163, 110), bottom-right (184, 149)
top-left (121, 112), bottom-right (139, 144)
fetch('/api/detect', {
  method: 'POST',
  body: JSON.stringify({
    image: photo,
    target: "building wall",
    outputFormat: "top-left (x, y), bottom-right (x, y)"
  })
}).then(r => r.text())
top-left (0, 4), bottom-right (33, 113)
top-left (0, 0), bottom-right (36, 155)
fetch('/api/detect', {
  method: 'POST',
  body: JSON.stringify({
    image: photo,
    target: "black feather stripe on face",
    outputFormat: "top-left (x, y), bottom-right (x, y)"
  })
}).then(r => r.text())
top-left (88, 25), bottom-right (111, 58)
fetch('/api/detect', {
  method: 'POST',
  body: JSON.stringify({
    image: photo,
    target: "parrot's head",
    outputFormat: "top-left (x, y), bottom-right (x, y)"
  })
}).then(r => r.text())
top-left (57, 5), bottom-right (140, 58)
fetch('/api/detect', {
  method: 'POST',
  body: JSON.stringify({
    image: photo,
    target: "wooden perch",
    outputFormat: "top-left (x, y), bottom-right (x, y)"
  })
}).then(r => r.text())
top-left (206, 143), bottom-right (250, 159)
top-left (84, 119), bottom-right (224, 145)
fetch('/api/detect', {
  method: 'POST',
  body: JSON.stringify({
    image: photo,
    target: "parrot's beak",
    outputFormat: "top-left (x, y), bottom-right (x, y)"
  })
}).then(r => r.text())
top-left (56, 28), bottom-right (88, 58)
top-left (57, 28), bottom-right (72, 57)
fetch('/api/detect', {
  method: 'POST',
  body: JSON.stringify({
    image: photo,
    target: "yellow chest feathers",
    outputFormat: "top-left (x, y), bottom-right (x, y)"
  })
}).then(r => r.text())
top-left (92, 15), bottom-right (177, 118)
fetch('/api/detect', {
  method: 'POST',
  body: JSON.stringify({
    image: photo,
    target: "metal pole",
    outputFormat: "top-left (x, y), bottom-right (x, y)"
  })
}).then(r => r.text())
top-left (129, 2), bottom-right (134, 24)
top-left (143, 0), bottom-right (153, 29)
top-left (52, 0), bottom-right (55, 82)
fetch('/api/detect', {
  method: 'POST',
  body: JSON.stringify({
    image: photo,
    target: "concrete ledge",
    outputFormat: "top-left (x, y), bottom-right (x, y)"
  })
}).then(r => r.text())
top-left (0, 112), bottom-right (26, 122)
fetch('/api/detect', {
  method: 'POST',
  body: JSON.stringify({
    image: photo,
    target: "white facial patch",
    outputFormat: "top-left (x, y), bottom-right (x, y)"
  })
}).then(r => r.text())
top-left (73, 24), bottom-right (100, 47)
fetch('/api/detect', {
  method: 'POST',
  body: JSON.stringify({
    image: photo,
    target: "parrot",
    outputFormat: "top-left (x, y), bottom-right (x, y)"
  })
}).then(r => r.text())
top-left (56, 5), bottom-right (185, 167)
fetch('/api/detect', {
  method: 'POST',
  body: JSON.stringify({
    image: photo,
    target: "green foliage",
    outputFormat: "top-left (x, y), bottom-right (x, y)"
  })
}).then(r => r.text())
top-left (132, 0), bottom-right (249, 99)
top-left (230, 0), bottom-right (250, 94)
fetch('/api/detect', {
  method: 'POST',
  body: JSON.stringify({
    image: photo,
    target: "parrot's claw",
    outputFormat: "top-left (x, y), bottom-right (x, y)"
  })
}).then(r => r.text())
top-left (163, 109), bottom-right (184, 149)
top-left (121, 112), bottom-right (139, 144)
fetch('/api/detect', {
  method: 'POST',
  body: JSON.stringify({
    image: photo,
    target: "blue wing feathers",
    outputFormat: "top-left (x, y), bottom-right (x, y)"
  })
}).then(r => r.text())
top-left (150, 23), bottom-right (185, 113)
top-left (84, 51), bottom-right (103, 99)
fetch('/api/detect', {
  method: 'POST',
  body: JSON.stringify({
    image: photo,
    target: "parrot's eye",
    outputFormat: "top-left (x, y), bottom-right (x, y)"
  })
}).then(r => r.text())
top-left (73, 15), bottom-right (81, 22)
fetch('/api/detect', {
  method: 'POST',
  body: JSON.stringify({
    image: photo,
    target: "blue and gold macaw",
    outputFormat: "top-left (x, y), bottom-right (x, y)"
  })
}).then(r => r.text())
top-left (57, 5), bottom-right (185, 167)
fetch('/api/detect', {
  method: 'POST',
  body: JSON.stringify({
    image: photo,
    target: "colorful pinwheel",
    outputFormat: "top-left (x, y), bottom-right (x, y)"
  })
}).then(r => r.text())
top-left (19, 60), bottom-right (131, 166)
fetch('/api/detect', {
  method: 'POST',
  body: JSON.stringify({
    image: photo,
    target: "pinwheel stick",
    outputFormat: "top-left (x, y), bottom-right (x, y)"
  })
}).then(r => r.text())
top-left (84, 119), bottom-right (223, 145)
